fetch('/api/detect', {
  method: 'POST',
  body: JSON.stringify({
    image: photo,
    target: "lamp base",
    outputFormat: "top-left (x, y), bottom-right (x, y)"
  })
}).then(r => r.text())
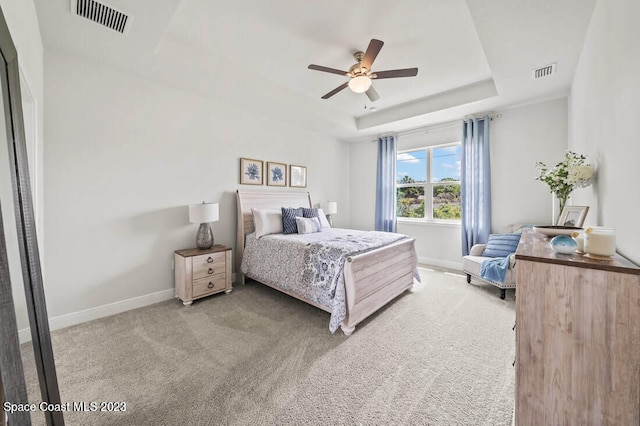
top-left (196, 223), bottom-right (214, 249)
top-left (326, 215), bottom-right (333, 227)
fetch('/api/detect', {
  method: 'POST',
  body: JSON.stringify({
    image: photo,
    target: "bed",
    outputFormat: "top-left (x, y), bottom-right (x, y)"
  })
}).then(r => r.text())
top-left (236, 190), bottom-right (419, 336)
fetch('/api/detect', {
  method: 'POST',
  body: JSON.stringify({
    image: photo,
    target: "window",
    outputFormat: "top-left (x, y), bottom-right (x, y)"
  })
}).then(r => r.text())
top-left (396, 143), bottom-right (461, 221)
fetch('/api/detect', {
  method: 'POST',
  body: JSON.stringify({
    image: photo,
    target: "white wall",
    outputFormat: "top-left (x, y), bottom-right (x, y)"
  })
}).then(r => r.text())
top-left (490, 98), bottom-right (568, 231)
top-left (0, 0), bottom-right (44, 330)
top-left (349, 97), bottom-right (568, 269)
top-left (42, 50), bottom-right (350, 323)
top-left (1, 0), bottom-right (44, 234)
top-left (349, 139), bottom-right (377, 232)
top-left (569, 0), bottom-right (640, 264)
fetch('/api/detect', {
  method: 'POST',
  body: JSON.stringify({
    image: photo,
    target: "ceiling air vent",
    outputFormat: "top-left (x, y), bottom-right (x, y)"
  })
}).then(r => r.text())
top-left (532, 63), bottom-right (556, 79)
top-left (71, 0), bottom-right (131, 34)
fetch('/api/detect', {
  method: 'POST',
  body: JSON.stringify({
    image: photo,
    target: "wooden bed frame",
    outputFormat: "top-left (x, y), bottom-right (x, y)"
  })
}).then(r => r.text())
top-left (236, 190), bottom-right (417, 335)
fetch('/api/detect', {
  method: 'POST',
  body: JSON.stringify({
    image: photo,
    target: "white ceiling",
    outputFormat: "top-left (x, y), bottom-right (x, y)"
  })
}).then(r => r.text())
top-left (34, 0), bottom-right (596, 141)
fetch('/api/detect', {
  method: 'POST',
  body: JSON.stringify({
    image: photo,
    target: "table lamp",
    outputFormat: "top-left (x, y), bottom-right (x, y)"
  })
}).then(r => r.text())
top-left (325, 201), bottom-right (338, 226)
top-left (189, 202), bottom-right (219, 249)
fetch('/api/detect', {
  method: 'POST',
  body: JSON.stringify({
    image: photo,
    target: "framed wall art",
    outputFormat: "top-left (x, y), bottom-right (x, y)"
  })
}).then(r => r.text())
top-left (266, 161), bottom-right (287, 187)
top-left (557, 205), bottom-right (589, 227)
top-left (289, 165), bottom-right (307, 188)
top-left (240, 158), bottom-right (263, 185)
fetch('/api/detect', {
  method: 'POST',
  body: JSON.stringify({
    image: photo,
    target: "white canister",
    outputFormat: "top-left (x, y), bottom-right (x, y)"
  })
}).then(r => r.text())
top-left (584, 227), bottom-right (616, 257)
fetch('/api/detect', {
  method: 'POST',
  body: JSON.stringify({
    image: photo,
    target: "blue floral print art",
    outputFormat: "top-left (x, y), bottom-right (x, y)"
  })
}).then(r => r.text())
top-left (271, 166), bottom-right (284, 182)
top-left (245, 163), bottom-right (260, 181)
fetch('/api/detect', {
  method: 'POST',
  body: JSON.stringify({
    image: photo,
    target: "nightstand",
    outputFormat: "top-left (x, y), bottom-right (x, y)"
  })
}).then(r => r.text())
top-left (174, 245), bottom-right (232, 306)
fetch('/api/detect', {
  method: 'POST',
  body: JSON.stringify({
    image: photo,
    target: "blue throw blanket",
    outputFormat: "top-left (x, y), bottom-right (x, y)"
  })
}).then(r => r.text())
top-left (480, 256), bottom-right (511, 283)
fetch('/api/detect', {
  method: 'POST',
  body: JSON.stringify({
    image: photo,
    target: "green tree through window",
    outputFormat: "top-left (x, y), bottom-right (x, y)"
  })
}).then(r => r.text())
top-left (396, 145), bottom-right (461, 221)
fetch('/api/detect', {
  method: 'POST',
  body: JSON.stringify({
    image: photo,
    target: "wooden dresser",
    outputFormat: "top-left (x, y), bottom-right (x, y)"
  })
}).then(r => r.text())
top-left (514, 231), bottom-right (640, 425)
top-left (174, 245), bottom-right (232, 305)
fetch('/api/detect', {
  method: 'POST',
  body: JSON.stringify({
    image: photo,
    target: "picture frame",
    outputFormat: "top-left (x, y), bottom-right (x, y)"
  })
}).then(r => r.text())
top-left (557, 205), bottom-right (589, 227)
top-left (266, 161), bottom-right (287, 187)
top-left (240, 158), bottom-right (263, 185)
top-left (289, 165), bottom-right (307, 188)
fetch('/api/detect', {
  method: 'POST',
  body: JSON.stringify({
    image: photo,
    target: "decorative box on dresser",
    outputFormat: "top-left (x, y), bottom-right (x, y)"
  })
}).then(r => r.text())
top-left (174, 245), bottom-right (232, 306)
top-left (514, 230), bottom-right (640, 425)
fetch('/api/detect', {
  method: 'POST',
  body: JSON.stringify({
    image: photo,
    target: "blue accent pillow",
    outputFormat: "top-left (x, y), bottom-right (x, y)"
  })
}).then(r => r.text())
top-left (301, 207), bottom-right (319, 219)
top-left (281, 207), bottom-right (303, 234)
top-left (482, 233), bottom-right (521, 258)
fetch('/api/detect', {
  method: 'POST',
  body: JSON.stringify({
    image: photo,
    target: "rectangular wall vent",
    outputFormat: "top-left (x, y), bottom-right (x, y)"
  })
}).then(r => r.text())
top-left (71, 0), bottom-right (131, 34)
top-left (532, 63), bottom-right (557, 79)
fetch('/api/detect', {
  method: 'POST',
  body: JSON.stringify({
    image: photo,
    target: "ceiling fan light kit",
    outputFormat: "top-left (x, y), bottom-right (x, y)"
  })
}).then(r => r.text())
top-left (308, 38), bottom-right (418, 102)
top-left (348, 75), bottom-right (372, 93)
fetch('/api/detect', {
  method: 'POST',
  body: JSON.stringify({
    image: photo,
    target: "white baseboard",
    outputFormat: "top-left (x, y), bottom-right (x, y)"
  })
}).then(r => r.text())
top-left (18, 272), bottom-right (239, 344)
top-left (18, 288), bottom-right (175, 344)
top-left (417, 257), bottom-right (463, 272)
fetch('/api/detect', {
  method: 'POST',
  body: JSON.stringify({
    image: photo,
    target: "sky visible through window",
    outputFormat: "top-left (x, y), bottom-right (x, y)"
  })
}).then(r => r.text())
top-left (397, 145), bottom-right (461, 183)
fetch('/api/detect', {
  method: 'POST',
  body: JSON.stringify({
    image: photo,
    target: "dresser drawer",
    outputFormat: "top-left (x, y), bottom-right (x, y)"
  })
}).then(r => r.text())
top-left (192, 274), bottom-right (227, 298)
top-left (192, 252), bottom-right (226, 280)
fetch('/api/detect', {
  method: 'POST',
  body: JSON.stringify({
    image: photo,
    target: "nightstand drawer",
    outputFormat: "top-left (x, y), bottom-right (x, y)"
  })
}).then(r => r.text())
top-left (192, 274), bottom-right (227, 298)
top-left (192, 253), bottom-right (226, 280)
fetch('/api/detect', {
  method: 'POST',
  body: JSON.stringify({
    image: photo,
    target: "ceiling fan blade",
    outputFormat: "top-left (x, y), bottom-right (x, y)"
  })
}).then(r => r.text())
top-left (308, 64), bottom-right (348, 76)
top-left (365, 85), bottom-right (380, 102)
top-left (373, 68), bottom-right (419, 79)
top-left (360, 39), bottom-right (384, 71)
top-left (321, 82), bottom-right (349, 99)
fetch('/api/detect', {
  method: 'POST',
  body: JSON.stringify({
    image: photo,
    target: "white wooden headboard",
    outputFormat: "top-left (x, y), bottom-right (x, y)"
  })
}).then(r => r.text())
top-left (235, 190), bottom-right (312, 283)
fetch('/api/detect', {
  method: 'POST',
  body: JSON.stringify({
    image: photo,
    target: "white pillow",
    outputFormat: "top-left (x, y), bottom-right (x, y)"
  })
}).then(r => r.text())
top-left (316, 208), bottom-right (332, 228)
top-left (252, 208), bottom-right (283, 238)
top-left (295, 216), bottom-right (322, 234)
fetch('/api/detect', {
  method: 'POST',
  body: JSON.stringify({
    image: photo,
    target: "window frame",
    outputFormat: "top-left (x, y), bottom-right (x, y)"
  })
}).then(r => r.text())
top-left (396, 142), bottom-right (461, 224)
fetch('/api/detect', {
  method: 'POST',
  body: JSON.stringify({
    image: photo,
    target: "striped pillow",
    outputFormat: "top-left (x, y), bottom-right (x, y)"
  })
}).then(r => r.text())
top-left (302, 207), bottom-right (332, 228)
top-left (281, 207), bottom-right (303, 234)
top-left (295, 217), bottom-right (322, 234)
top-left (482, 233), bottom-right (521, 258)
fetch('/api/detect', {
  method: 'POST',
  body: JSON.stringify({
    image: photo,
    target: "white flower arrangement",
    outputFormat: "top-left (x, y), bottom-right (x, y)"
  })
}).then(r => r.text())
top-left (535, 151), bottom-right (593, 217)
top-left (568, 164), bottom-right (594, 188)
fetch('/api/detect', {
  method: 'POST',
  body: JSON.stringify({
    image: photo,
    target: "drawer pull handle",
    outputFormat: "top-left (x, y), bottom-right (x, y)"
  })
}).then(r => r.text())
top-left (208, 282), bottom-right (214, 289)
top-left (208, 268), bottom-right (214, 275)
top-left (207, 257), bottom-right (214, 263)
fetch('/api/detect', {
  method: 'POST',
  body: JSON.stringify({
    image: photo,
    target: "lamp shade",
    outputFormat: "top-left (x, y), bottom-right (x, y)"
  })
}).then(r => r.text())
top-left (189, 202), bottom-right (219, 223)
top-left (325, 201), bottom-right (338, 215)
top-left (348, 76), bottom-right (372, 93)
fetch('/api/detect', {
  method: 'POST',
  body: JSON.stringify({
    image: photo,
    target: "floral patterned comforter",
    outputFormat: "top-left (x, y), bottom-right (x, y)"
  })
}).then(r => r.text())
top-left (241, 228), bottom-right (416, 333)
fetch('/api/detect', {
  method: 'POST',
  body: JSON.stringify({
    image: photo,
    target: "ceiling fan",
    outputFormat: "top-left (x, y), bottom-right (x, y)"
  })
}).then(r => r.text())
top-left (308, 38), bottom-right (418, 102)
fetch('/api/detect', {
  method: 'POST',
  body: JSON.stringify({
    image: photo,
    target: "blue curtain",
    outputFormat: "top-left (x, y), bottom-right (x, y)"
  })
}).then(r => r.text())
top-left (375, 135), bottom-right (397, 232)
top-left (461, 117), bottom-right (491, 255)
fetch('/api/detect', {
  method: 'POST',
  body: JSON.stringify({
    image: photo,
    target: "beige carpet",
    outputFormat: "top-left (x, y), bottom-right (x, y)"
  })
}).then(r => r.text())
top-left (22, 268), bottom-right (515, 425)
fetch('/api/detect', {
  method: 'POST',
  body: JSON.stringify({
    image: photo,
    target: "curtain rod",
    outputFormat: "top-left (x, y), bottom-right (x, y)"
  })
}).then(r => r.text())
top-left (370, 113), bottom-right (501, 142)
